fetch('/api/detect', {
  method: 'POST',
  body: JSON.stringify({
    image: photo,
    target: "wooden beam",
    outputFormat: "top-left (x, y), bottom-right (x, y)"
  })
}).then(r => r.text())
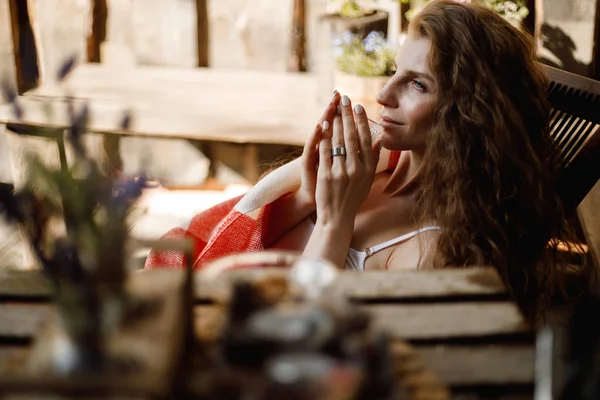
top-left (523, 0), bottom-right (543, 47)
top-left (399, 0), bottom-right (410, 33)
top-left (86, 0), bottom-right (108, 63)
top-left (8, 0), bottom-right (40, 94)
top-left (195, 0), bottom-right (209, 67)
top-left (288, 0), bottom-right (306, 72)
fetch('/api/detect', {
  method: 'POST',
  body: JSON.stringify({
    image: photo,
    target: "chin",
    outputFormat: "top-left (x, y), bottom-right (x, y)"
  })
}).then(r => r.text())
top-left (380, 135), bottom-right (403, 151)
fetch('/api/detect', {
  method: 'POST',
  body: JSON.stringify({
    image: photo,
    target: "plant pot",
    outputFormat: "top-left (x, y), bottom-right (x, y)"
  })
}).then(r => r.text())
top-left (26, 269), bottom-right (191, 398)
top-left (323, 9), bottom-right (389, 40)
top-left (332, 69), bottom-right (389, 120)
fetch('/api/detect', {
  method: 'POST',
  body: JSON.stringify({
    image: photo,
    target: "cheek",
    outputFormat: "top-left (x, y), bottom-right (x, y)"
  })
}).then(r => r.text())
top-left (405, 97), bottom-right (436, 129)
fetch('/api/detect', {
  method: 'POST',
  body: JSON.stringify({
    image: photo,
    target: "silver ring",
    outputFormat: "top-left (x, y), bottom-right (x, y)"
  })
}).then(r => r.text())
top-left (331, 146), bottom-right (346, 157)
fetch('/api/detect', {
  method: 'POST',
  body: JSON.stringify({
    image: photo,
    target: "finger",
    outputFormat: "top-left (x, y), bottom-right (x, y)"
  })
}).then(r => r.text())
top-left (319, 127), bottom-right (332, 174)
top-left (331, 113), bottom-right (346, 171)
top-left (302, 123), bottom-right (322, 172)
top-left (339, 95), bottom-right (360, 166)
top-left (372, 138), bottom-right (383, 170)
top-left (353, 103), bottom-right (374, 169)
top-left (319, 91), bottom-right (341, 125)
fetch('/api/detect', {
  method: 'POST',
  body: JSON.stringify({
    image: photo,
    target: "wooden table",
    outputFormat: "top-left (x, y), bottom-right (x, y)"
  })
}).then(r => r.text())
top-left (0, 65), bottom-right (325, 183)
top-left (0, 267), bottom-right (535, 399)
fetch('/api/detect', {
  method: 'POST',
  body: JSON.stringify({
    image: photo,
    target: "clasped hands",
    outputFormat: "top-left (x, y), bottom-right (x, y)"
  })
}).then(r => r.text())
top-left (298, 91), bottom-right (383, 231)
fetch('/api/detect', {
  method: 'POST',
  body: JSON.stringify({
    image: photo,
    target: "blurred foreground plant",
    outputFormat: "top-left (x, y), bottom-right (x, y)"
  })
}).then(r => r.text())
top-left (0, 56), bottom-right (148, 372)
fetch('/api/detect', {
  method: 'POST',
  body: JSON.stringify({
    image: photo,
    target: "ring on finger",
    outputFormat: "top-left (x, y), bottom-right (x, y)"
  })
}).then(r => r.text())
top-left (331, 146), bottom-right (346, 157)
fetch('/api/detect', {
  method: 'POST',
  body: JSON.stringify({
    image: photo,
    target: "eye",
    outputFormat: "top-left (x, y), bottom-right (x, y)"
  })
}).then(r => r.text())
top-left (410, 79), bottom-right (427, 92)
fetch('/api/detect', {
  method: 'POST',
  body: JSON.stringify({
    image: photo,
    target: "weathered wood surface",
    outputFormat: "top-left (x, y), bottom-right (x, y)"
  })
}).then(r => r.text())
top-left (0, 300), bottom-right (529, 343)
top-left (0, 64), bottom-right (323, 146)
top-left (0, 267), bottom-right (534, 398)
top-left (0, 267), bottom-right (509, 300)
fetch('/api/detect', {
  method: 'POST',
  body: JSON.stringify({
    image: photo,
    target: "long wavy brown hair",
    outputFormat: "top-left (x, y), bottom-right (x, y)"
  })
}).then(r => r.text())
top-left (410, 0), bottom-right (580, 320)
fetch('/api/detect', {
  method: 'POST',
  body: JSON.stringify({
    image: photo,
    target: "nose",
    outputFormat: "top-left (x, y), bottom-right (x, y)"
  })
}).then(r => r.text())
top-left (376, 76), bottom-right (397, 108)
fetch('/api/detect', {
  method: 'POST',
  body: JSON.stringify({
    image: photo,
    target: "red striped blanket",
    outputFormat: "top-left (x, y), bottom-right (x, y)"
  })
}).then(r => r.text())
top-left (144, 150), bottom-right (401, 270)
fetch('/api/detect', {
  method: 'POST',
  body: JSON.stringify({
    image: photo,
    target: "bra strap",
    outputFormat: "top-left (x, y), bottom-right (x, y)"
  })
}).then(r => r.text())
top-left (365, 226), bottom-right (441, 256)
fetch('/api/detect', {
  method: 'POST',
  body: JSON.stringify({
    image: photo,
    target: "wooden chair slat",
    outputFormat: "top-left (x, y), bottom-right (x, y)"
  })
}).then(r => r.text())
top-left (543, 64), bottom-right (600, 209)
top-left (562, 122), bottom-right (597, 165)
top-left (555, 116), bottom-right (585, 161)
top-left (543, 64), bottom-right (600, 100)
top-left (550, 112), bottom-right (577, 151)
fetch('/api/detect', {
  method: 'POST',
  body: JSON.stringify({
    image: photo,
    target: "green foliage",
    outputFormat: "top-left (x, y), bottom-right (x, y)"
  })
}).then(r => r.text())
top-left (403, 0), bottom-right (529, 26)
top-left (333, 31), bottom-right (396, 77)
top-left (330, 0), bottom-right (530, 77)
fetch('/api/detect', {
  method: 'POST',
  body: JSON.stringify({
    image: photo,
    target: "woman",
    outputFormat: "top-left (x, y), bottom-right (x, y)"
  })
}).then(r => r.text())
top-left (147, 0), bottom-right (575, 319)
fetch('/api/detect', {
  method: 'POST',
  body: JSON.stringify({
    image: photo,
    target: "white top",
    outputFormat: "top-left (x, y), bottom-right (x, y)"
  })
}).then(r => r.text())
top-left (345, 226), bottom-right (441, 271)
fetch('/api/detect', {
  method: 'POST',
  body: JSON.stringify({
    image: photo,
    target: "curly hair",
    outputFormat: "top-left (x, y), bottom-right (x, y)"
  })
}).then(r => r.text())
top-left (410, 0), bottom-right (579, 320)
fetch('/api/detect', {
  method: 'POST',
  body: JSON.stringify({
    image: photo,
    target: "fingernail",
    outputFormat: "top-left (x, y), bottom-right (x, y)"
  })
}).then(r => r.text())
top-left (332, 90), bottom-right (338, 97)
top-left (341, 95), bottom-right (350, 106)
top-left (336, 105), bottom-right (341, 114)
top-left (322, 120), bottom-right (329, 130)
top-left (354, 104), bottom-right (364, 115)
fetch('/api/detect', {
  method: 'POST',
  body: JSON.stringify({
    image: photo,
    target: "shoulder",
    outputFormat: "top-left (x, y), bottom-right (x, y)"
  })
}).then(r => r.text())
top-left (386, 228), bottom-right (441, 271)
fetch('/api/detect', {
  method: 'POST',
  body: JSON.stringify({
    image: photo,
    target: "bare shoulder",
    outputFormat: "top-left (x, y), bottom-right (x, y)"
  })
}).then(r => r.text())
top-left (386, 228), bottom-right (441, 271)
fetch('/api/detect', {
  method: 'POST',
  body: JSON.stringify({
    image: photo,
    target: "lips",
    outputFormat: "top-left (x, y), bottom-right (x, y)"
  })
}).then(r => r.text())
top-left (380, 116), bottom-right (404, 128)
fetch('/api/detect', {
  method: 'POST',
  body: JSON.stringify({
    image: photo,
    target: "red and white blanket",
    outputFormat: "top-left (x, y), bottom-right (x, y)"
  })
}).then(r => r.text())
top-left (144, 149), bottom-right (401, 270)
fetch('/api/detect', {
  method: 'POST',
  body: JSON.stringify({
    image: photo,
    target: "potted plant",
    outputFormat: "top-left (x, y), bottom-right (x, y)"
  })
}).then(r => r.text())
top-left (323, 0), bottom-right (390, 40)
top-left (403, 0), bottom-right (529, 27)
top-left (332, 30), bottom-right (396, 118)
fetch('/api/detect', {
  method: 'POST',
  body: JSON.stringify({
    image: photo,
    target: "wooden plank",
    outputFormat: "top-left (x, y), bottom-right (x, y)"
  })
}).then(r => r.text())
top-left (0, 304), bottom-right (50, 339)
top-left (0, 343), bottom-right (534, 391)
top-left (0, 270), bottom-right (48, 298)
top-left (0, 66), bottom-right (323, 146)
top-left (195, 301), bottom-right (530, 341)
top-left (194, 267), bottom-right (507, 303)
top-left (195, 0), bottom-right (209, 67)
top-left (336, 268), bottom-right (507, 300)
top-left (0, 268), bottom-right (507, 301)
top-left (8, 0), bottom-right (40, 94)
top-left (288, 0), bottom-right (306, 72)
top-left (415, 344), bottom-right (534, 386)
top-left (0, 300), bottom-right (528, 342)
top-left (86, 0), bottom-right (108, 63)
top-left (364, 302), bottom-right (530, 341)
top-left (399, 0), bottom-right (410, 32)
top-left (193, 306), bottom-right (533, 388)
top-left (0, 346), bottom-right (29, 374)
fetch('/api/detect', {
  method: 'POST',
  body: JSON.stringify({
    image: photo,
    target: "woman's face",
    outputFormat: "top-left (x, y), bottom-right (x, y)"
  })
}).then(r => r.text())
top-left (376, 36), bottom-right (438, 151)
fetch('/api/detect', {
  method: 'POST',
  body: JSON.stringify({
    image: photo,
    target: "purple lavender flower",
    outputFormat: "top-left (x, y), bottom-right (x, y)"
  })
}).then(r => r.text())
top-left (1, 80), bottom-right (23, 119)
top-left (68, 102), bottom-right (90, 157)
top-left (57, 55), bottom-right (78, 82)
top-left (111, 175), bottom-right (147, 212)
top-left (120, 110), bottom-right (132, 131)
top-left (0, 80), bottom-right (16, 103)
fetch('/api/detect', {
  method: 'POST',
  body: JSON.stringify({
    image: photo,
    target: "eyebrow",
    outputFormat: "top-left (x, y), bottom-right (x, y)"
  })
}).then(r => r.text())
top-left (405, 69), bottom-right (435, 82)
top-left (393, 60), bottom-right (435, 82)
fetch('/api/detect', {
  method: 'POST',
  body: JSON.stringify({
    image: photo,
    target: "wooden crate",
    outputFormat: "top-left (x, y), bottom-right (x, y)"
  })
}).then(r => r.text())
top-left (0, 267), bottom-right (535, 399)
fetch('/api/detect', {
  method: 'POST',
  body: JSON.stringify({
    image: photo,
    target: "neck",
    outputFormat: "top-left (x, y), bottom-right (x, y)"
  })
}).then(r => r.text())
top-left (384, 149), bottom-right (425, 196)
